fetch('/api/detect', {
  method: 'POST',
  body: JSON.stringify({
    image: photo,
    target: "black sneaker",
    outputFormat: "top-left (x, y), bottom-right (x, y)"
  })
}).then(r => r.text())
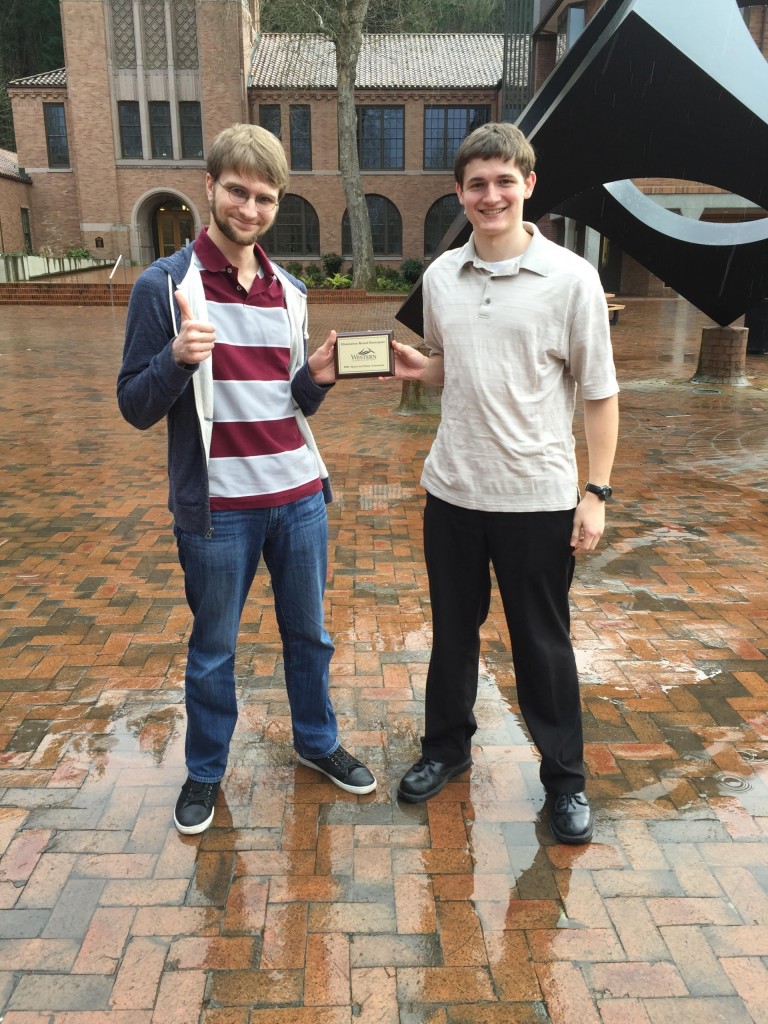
top-left (173, 778), bottom-right (219, 835)
top-left (297, 746), bottom-right (377, 794)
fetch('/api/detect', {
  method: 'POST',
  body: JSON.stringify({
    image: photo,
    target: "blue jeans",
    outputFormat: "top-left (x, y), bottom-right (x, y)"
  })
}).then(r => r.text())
top-left (174, 491), bottom-right (338, 782)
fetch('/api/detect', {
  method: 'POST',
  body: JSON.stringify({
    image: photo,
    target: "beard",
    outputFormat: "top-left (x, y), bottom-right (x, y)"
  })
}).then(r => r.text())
top-left (211, 197), bottom-right (271, 248)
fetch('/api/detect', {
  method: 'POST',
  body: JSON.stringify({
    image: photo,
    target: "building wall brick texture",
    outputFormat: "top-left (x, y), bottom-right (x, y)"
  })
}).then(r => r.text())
top-left (6, 88), bottom-right (82, 253)
top-left (694, 325), bottom-right (749, 384)
top-left (0, 178), bottom-right (33, 253)
top-left (61, 0), bottom-right (122, 233)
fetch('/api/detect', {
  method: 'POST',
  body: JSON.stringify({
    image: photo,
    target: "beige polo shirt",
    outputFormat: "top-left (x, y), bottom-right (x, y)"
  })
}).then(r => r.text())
top-left (420, 223), bottom-right (619, 513)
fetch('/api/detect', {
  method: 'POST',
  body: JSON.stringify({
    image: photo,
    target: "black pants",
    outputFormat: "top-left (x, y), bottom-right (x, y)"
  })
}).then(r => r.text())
top-left (422, 493), bottom-right (585, 794)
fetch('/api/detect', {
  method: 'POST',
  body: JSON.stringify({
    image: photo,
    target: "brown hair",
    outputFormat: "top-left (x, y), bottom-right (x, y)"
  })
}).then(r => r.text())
top-left (454, 122), bottom-right (536, 185)
top-left (206, 123), bottom-right (289, 198)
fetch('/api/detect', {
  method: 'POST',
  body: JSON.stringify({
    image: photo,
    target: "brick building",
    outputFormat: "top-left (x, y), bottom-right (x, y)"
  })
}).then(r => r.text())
top-left (2, 0), bottom-right (766, 296)
top-left (0, 150), bottom-right (33, 254)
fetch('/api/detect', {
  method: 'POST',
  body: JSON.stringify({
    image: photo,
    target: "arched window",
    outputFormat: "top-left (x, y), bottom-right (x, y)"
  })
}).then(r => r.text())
top-left (424, 194), bottom-right (462, 258)
top-left (342, 195), bottom-right (402, 257)
top-left (261, 195), bottom-right (320, 257)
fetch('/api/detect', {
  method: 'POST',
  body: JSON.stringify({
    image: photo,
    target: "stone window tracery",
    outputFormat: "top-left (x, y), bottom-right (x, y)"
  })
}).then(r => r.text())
top-left (173, 0), bottom-right (199, 70)
top-left (142, 0), bottom-right (168, 70)
top-left (111, 0), bottom-right (137, 69)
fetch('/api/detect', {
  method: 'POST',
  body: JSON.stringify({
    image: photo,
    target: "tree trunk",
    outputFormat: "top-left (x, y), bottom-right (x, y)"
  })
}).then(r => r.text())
top-left (335, 0), bottom-right (377, 292)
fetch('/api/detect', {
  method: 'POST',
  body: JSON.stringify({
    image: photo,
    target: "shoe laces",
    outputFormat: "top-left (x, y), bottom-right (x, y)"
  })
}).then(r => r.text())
top-left (554, 792), bottom-right (587, 812)
top-left (329, 746), bottom-right (358, 771)
top-left (183, 780), bottom-right (216, 806)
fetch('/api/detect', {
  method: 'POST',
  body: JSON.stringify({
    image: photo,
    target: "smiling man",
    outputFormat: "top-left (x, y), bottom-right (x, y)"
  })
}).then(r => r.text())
top-left (390, 122), bottom-right (619, 844)
top-left (118, 123), bottom-right (376, 835)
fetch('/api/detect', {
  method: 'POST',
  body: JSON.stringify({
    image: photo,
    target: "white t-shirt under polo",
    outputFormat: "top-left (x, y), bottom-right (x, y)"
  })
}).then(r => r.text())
top-left (420, 223), bottom-right (619, 513)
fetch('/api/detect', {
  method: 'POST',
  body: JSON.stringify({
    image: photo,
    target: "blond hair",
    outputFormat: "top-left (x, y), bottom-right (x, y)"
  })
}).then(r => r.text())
top-left (207, 123), bottom-right (289, 198)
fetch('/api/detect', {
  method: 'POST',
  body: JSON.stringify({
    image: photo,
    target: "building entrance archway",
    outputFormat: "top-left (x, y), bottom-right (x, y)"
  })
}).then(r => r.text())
top-left (132, 190), bottom-right (201, 266)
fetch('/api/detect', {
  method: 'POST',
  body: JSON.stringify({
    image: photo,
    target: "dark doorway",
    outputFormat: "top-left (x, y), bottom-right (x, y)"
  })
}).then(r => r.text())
top-left (152, 199), bottom-right (195, 259)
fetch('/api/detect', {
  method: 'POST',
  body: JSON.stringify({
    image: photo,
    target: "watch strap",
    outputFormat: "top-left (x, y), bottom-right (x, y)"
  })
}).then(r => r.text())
top-left (585, 482), bottom-right (612, 501)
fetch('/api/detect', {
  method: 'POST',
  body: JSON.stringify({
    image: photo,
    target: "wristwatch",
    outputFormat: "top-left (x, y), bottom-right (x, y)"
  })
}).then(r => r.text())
top-left (585, 482), bottom-right (612, 501)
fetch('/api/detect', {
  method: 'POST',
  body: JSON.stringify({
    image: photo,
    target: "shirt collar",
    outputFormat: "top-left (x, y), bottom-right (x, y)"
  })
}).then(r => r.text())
top-left (193, 226), bottom-right (275, 279)
top-left (458, 222), bottom-right (551, 278)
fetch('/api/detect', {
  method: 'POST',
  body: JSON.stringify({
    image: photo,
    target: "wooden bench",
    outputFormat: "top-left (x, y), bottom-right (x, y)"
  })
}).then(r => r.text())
top-left (607, 303), bottom-right (625, 325)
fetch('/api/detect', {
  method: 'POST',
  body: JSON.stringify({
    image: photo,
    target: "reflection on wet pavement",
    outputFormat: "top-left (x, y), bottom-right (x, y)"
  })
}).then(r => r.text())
top-left (1, 298), bottom-right (767, 1022)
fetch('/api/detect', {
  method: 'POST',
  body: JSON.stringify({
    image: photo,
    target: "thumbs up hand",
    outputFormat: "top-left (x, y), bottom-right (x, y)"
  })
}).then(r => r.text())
top-left (172, 290), bottom-right (216, 367)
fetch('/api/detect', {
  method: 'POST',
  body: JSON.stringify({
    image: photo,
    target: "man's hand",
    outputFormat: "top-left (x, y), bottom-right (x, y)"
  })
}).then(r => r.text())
top-left (391, 339), bottom-right (429, 379)
top-left (570, 493), bottom-right (606, 554)
top-left (308, 331), bottom-right (337, 385)
top-left (172, 291), bottom-right (216, 366)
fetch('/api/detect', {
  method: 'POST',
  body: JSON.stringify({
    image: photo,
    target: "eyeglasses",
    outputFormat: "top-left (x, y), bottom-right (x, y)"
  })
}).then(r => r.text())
top-left (215, 181), bottom-right (279, 210)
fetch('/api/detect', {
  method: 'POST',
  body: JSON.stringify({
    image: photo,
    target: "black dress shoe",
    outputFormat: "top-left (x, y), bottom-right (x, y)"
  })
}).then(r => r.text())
top-left (397, 756), bottom-right (472, 803)
top-left (550, 791), bottom-right (593, 845)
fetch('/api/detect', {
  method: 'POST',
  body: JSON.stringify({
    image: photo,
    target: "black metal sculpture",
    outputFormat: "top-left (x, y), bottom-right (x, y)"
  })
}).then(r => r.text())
top-left (397, 0), bottom-right (768, 335)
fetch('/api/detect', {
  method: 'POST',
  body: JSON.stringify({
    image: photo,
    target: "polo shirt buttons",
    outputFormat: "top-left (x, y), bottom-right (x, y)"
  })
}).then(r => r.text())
top-left (484, 298), bottom-right (491, 304)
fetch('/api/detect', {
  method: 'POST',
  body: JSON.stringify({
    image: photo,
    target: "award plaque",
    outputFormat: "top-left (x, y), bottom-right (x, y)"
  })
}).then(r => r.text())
top-left (334, 330), bottom-right (394, 379)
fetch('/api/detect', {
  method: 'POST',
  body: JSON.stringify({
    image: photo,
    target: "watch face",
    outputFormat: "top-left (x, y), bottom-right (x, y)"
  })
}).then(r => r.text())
top-left (587, 483), bottom-right (612, 500)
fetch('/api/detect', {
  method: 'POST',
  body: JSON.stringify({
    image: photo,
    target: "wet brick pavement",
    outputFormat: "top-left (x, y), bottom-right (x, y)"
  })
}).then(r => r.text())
top-left (1, 295), bottom-right (767, 1023)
